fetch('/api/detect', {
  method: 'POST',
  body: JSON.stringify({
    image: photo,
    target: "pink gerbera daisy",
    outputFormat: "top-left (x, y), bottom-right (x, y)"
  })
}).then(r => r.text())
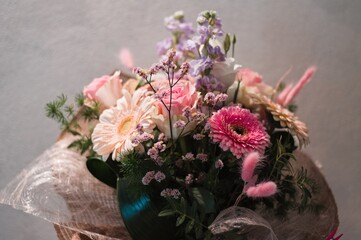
top-left (208, 106), bottom-right (269, 159)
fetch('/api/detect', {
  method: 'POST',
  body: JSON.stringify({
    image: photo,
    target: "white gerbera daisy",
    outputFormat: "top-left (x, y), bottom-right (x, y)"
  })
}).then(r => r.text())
top-left (91, 88), bottom-right (157, 160)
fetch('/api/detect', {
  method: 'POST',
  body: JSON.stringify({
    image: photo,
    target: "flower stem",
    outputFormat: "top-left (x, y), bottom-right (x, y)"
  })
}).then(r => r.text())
top-left (167, 67), bottom-right (174, 142)
top-left (233, 80), bottom-right (241, 104)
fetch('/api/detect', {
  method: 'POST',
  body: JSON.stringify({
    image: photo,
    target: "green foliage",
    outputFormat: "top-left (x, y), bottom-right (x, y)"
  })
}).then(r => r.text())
top-left (118, 152), bottom-right (144, 180)
top-left (295, 167), bottom-right (323, 213)
top-left (117, 152), bottom-right (163, 196)
top-left (86, 157), bottom-right (118, 188)
top-left (68, 136), bottom-right (94, 155)
top-left (159, 197), bottom-right (212, 239)
top-left (45, 93), bottom-right (100, 154)
top-left (45, 94), bottom-right (69, 126)
top-left (252, 127), bottom-right (321, 216)
top-left (189, 187), bottom-right (216, 214)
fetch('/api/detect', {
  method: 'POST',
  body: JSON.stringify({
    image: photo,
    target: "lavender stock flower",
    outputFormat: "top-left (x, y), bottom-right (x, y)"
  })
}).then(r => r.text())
top-left (165, 11), bottom-right (194, 36)
top-left (196, 74), bottom-right (225, 92)
top-left (157, 11), bottom-right (195, 61)
top-left (189, 57), bottom-right (213, 76)
top-left (157, 37), bottom-right (173, 56)
top-left (207, 39), bottom-right (225, 61)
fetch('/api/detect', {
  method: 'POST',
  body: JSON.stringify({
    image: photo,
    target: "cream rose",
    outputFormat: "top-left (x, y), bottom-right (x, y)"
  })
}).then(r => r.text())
top-left (227, 69), bottom-right (274, 107)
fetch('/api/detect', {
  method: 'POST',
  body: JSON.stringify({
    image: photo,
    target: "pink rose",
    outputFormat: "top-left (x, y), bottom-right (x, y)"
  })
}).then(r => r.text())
top-left (152, 80), bottom-right (200, 139)
top-left (83, 71), bottom-right (124, 108)
top-left (156, 80), bottom-right (199, 116)
top-left (237, 68), bottom-right (263, 86)
top-left (83, 75), bottom-right (110, 100)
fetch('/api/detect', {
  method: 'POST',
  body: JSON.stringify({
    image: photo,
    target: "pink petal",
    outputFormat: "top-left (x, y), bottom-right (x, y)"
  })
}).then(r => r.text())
top-left (119, 48), bottom-right (134, 70)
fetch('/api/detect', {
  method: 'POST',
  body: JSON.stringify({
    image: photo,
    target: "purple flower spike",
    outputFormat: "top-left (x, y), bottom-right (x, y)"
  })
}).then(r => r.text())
top-left (189, 57), bottom-right (213, 76)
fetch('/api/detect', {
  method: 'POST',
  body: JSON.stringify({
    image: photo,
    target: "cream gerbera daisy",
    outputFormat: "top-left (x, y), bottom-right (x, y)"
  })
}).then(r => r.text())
top-left (91, 88), bottom-right (157, 160)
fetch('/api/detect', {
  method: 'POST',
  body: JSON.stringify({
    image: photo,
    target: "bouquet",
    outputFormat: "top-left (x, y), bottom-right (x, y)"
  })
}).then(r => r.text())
top-left (1, 10), bottom-right (340, 240)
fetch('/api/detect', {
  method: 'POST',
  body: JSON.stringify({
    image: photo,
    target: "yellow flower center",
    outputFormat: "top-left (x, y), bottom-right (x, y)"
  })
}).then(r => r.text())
top-left (117, 115), bottom-right (135, 135)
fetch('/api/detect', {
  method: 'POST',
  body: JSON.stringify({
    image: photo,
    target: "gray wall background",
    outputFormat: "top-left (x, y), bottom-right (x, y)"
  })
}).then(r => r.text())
top-left (1, 0), bottom-right (360, 239)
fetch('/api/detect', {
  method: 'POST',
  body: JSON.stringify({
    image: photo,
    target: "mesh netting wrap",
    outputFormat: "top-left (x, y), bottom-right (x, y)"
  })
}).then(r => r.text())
top-left (209, 206), bottom-right (278, 240)
top-left (0, 139), bottom-right (131, 240)
top-left (0, 138), bottom-right (338, 240)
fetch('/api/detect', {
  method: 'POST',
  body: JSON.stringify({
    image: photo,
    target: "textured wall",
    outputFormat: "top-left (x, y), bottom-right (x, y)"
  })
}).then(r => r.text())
top-left (1, 1), bottom-right (360, 239)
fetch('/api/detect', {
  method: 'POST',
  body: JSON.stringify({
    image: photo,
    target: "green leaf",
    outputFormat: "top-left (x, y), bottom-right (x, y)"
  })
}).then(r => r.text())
top-left (189, 187), bottom-right (216, 214)
top-left (185, 219), bottom-right (195, 233)
top-left (158, 209), bottom-right (176, 217)
top-left (86, 157), bottom-right (117, 188)
top-left (195, 224), bottom-right (204, 239)
top-left (176, 214), bottom-right (186, 226)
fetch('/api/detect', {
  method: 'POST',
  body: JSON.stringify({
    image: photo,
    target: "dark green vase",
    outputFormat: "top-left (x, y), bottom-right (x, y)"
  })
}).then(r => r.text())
top-left (86, 157), bottom-right (176, 239)
top-left (117, 178), bottom-right (176, 240)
